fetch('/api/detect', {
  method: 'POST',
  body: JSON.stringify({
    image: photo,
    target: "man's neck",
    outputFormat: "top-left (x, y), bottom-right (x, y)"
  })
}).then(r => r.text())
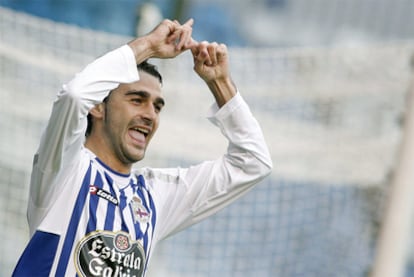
top-left (84, 139), bottom-right (132, 175)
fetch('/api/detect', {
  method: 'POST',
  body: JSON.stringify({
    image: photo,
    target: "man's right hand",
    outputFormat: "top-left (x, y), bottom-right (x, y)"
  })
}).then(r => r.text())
top-left (128, 18), bottom-right (197, 63)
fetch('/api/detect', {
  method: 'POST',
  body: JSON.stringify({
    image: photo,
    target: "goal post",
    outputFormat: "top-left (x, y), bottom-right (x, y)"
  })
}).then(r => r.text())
top-left (370, 60), bottom-right (414, 277)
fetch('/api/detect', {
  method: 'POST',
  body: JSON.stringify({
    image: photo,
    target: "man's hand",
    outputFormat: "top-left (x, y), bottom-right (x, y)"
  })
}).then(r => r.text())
top-left (191, 41), bottom-right (237, 107)
top-left (128, 18), bottom-right (196, 63)
top-left (191, 41), bottom-right (230, 82)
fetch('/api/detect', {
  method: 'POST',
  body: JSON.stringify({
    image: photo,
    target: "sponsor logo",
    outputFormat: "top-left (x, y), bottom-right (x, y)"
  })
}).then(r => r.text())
top-left (130, 197), bottom-right (150, 224)
top-left (75, 231), bottom-right (145, 277)
top-left (90, 185), bottom-right (118, 206)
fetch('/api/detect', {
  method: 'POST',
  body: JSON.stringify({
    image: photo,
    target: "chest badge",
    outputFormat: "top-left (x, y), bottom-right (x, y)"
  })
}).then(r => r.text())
top-left (130, 196), bottom-right (150, 224)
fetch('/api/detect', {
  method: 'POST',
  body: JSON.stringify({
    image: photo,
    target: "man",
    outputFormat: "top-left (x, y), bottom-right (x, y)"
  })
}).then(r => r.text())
top-left (13, 18), bottom-right (272, 276)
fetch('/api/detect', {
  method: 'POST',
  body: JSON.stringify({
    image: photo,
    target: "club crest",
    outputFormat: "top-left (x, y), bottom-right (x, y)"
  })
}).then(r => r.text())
top-left (130, 196), bottom-right (150, 224)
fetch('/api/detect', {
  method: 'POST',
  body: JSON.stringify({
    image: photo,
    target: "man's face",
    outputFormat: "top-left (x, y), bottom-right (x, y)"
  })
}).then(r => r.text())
top-left (102, 71), bottom-right (164, 165)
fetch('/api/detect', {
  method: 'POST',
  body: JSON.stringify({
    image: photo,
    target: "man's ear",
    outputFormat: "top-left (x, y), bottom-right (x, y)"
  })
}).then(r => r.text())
top-left (89, 103), bottom-right (105, 120)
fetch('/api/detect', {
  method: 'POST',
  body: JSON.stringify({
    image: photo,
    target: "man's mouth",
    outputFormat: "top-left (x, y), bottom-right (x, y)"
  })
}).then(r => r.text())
top-left (132, 127), bottom-right (149, 137)
top-left (128, 127), bottom-right (150, 145)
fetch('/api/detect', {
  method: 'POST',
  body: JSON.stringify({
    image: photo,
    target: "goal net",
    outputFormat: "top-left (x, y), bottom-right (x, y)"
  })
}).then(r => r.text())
top-left (1, 6), bottom-right (414, 277)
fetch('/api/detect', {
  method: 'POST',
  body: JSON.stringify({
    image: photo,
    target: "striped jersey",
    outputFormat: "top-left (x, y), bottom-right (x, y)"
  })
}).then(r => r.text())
top-left (13, 45), bottom-right (272, 277)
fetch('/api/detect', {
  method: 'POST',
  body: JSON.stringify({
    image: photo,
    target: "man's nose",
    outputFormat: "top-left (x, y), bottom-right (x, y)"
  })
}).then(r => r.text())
top-left (141, 102), bottom-right (157, 122)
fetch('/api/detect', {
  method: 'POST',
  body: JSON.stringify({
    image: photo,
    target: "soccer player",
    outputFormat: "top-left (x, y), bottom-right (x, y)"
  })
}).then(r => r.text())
top-left (13, 18), bottom-right (272, 276)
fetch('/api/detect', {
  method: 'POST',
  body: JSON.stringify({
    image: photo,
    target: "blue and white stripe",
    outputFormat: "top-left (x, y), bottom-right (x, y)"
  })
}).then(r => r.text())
top-left (13, 157), bottom-right (157, 277)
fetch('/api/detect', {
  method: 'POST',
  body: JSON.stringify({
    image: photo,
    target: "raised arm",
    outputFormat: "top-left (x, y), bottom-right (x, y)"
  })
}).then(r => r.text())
top-left (149, 41), bottom-right (273, 240)
top-left (29, 18), bottom-right (197, 213)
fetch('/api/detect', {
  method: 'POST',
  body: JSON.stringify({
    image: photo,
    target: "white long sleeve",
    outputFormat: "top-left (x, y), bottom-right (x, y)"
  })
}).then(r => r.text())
top-left (140, 92), bottom-right (273, 242)
top-left (28, 45), bottom-right (139, 223)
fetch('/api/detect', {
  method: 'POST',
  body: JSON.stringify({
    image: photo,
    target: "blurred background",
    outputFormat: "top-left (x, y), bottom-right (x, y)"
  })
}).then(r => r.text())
top-left (3, 0), bottom-right (414, 48)
top-left (2, 0), bottom-right (414, 276)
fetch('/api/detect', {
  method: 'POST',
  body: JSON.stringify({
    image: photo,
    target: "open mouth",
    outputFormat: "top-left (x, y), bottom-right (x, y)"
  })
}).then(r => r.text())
top-left (128, 127), bottom-right (150, 146)
top-left (132, 127), bottom-right (149, 138)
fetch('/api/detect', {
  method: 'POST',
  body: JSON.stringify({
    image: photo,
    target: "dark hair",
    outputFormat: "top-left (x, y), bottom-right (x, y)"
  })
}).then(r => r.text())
top-left (85, 60), bottom-right (162, 137)
top-left (138, 60), bottom-right (163, 85)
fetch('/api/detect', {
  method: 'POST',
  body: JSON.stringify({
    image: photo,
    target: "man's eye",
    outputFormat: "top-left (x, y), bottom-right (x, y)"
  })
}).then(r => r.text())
top-left (132, 98), bottom-right (142, 104)
top-left (154, 105), bottom-right (163, 113)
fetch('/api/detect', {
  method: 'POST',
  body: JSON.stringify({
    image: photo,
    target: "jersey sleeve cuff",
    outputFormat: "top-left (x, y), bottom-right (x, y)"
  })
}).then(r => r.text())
top-left (207, 92), bottom-right (243, 121)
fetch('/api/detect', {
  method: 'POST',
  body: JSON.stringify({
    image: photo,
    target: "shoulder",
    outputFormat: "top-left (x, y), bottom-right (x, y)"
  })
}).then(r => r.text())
top-left (134, 167), bottom-right (185, 187)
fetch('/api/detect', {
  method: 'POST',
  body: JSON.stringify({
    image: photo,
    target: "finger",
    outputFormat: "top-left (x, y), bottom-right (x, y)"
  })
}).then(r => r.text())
top-left (187, 37), bottom-right (198, 50)
top-left (207, 42), bottom-right (219, 65)
top-left (193, 53), bottom-right (204, 72)
top-left (193, 51), bottom-right (211, 73)
top-left (165, 20), bottom-right (181, 43)
top-left (196, 41), bottom-right (212, 65)
top-left (175, 20), bottom-right (194, 50)
top-left (190, 39), bottom-right (200, 57)
top-left (192, 43), bottom-right (203, 69)
top-left (166, 30), bottom-right (180, 44)
top-left (183, 18), bottom-right (194, 27)
top-left (216, 43), bottom-right (228, 63)
top-left (176, 28), bottom-right (192, 50)
top-left (162, 19), bottom-right (176, 34)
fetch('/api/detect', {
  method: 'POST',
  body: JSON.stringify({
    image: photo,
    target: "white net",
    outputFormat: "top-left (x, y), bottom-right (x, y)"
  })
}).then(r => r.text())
top-left (1, 6), bottom-right (414, 277)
